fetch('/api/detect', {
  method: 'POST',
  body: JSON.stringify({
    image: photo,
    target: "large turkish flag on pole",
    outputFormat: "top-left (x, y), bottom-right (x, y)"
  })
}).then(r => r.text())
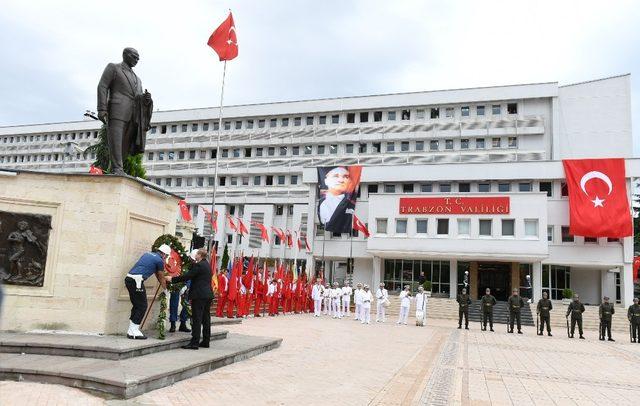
top-left (207, 12), bottom-right (238, 61)
top-left (562, 158), bottom-right (632, 238)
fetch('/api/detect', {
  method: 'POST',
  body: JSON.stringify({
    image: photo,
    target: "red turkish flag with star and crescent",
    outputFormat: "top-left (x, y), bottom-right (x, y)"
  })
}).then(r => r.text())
top-left (178, 200), bottom-right (192, 221)
top-left (562, 158), bottom-right (632, 238)
top-left (165, 249), bottom-right (183, 276)
top-left (352, 214), bottom-right (370, 238)
top-left (207, 12), bottom-right (238, 61)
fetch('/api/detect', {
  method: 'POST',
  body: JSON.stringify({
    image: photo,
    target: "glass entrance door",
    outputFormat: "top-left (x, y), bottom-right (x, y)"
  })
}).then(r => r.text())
top-left (477, 262), bottom-right (511, 301)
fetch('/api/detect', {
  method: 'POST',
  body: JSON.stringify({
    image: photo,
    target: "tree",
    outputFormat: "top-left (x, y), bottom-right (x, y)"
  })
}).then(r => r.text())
top-left (220, 244), bottom-right (230, 270)
top-left (84, 124), bottom-right (147, 178)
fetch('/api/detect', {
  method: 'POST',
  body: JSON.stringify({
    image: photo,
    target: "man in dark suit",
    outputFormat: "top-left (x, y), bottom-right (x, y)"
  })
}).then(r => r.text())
top-left (97, 47), bottom-right (152, 175)
top-left (167, 248), bottom-right (214, 350)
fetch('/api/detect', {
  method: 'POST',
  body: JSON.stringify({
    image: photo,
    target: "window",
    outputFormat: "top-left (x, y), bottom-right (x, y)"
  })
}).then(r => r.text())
top-left (292, 146), bottom-right (300, 155)
top-left (437, 219), bottom-right (449, 235)
top-left (368, 184), bottom-right (378, 195)
top-left (416, 219), bottom-right (428, 234)
top-left (508, 137), bottom-right (517, 148)
top-left (306, 116), bottom-right (314, 125)
top-left (176, 178), bottom-right (183, 187)
top-left (477, 106), bottom-right (485, 116)
top-left (372, 142), bottom-right (381, 153)
top-left (319, 116), bottom-right (326, 125)
top-left (253, 176), bottom-right (261, 185)
top-left (331, 114), bottom-right (340, 124)
top-left (181, 124), bottom-right (188, 132)
top-left (278, 175), bottom-right (285, 185)
top-left (376, 218), bottom-right (388, 234)
top-left (165, 178), bottom-right (172, 187)
top-left (147, 152), bottom-right (154, 161)
top-left (525, 219), bottom-right (538, 237)
top-left (429, 140), bottom-right (439, 151)
top-left (158, 152), bottom-right (164, 161)
top-left (445, 139), bottom-right (453, 150)
top-left (584, 237), bottom-right (597, 243)
top-left (388, 111), bottom-right (396, 121)
top-left (329, 144), bottom-right (337, 154)
top-left (384, 184), bottom-right (396, 193)
top-left (230, 177), bottom-right (238, 186)
top-left (402, 183), bottom-right (414, 193)
top-left (401, 110), bottom-right (410, 120)
top-left (359, 143), bottom-right (367, 153)
top-left (221, 149), bottom-right (229, 158)
top-left (233, 149), bottom-right (240, 158)
top-left (561, 226), bottom-right (574, 242)
top-left (256, 148), bottom-right (263, 157)
top-left (607, 237), bottom-right (620, 243)
top-left (294, 117), bottom-right (301, 126)
top-left (445, 107), bottom-right (454, 118)
top-left (439, 183), bottom-right (451, 193)
top-left (373, 111), bottom-right (383, 122)
top-left (224, 122), bottom-right (231, 130)
top-left (430, 108), bottom-right (440, 119)
top-left (539, 182), bottom-right (552, 197)
top-left (346, 113), bottom-right (355, 123)
top-left (492, 104), bottom-right (501, 115)
top-left (457, 219), bottom-right (470, 236)
top-left (501, 219), bottom-right (515, 236)
top-left (518, 182), bottom-right (532, 192)
top-left (416, 109), bottom-right (425, 119)
top-left (492, 137), bottom-right (501, 148)
top-left (186, 178), bottom-right (193, 187)
top-left (420, 184), bottom-right (432, 193)
top-left (279, 146), bottom-right (287, 156)
top-left (401, 141), bottom-right (409, 152)
top-left (191, 123), bottom-right (198, 132)
top-left (346, 144), bottom-right (354, 153)
top-left (547, 226), bottom-right (554, 242)
top-left (244, 148), bottom-right (252, 158)
top-left (507, 103), bottom-right (518, 114)
top-left (476, 138), bottom-right (485, 149)
top-left (498, 183), bottom-right (511, 192)
top-left (415, 141), bottom-right (424, 151)
top-left (196, 177), bottom-right (204, 187)
top-left (359, 112), bottom-right (369, 123)
top-left (265, 176), bottom-right (273, 186)
top-left (542, 264), bottom-right (571, 300)
top-left (473, 183), bottom-right (488, 193)
top-left (258, 119), bottom-right (266, 128)
top-left (304, 145), bottom-right (312, 155)
top-left (317, 145), bottom-right (325, 154)
top-left (461, 106), bottom-right (470, 117)
top-left (213, 122), bottom-right (219, 130)
top-left (235, 121), bottom-right (242, 130)
top-left (291, 175), bottom-right (298, 185)
top-left (270, 118), bottom-right (277, 128)
top-left (396, 219), bottom-right (407, 234)
top-left (150, 126), bottom-right (157, 134)
top-left (479, 220), bottom-right (492, 236)
top-left (458, 183), bottom-right (470, 193)
top-left (460, 139), bottom-right (469, 149)
top-left (276, 205), bottom-right (284, 215)
top-left (168, 151), bottom-right (175, 160)
top-left (561, 182), bottom-right (568, 197)
top-left (386, 142), bottom-right (395, 152)
top-left (268, 147), bottom-right (275, 156)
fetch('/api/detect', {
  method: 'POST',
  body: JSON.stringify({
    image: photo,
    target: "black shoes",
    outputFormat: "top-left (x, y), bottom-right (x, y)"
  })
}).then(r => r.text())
top-left (178, 322), bottom-right (191, 333)
top-left (517, 331), bottom-right (523, 334)
top-left (608, 338), bottom-right (615, 342)
top-left (490, 328), bottom-right (494, 332)
top-left (181, 344), bottom-right (199, 350)
top-left (199, 342), bottom-right (210, 348)
top-left (548, 333), bottom-right (552, 337)
top-left (579, 335), bottom-right (585, 339)
top-left (457, 326), bottom-right (461, 329)
top-left (465, 326), bottom-right (469, 330)
top-left (169, 322), bottom-right (176, 333)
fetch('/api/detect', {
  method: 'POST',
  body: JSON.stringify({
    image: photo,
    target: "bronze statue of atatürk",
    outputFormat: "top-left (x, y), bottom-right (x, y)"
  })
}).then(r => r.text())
top-left (97, 48), bottom-right (153, 175)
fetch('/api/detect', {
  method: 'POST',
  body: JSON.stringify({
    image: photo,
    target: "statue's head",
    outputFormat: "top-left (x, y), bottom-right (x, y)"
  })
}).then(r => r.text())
top-left (122, 48), bottom-right (140, 68)
top-left (17, 221), bottom-right (28, 231)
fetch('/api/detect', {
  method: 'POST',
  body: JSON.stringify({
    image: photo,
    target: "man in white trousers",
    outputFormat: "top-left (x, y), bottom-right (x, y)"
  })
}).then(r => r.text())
top-left (311, 279), bottom-right (324, 317)
top-left (397, 285), bottom-right (412, 325)
top-left (360, 285), bottom-right (373, 324)
top-left (331, 282), bottom-right (342, 319)
top-left (376, 283), bottom-right (388, 323)
top-left (341, 282), bottom-right (352, 316)
top-left (415, 286), bottom-right (428, 326)
top-left (322, 283), bottom-right (331, 315)
top-left (353, 283), bottom-right (363, 320)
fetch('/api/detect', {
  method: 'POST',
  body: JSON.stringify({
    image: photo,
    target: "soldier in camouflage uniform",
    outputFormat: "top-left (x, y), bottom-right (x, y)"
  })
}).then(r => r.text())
top-left (566, 294), bottom-right (585, 339)
top-left (507, 288), bottom-right (525, 334)
top-left (536, 291), bottom-right (553, 336)
top-left (480, 288), bottom-right (497, 331)
top-left (457, 288), bottom-right (472, 330)
top-left (598, 296), bottom-right (615, 342)
top-left (628, 297), bottom-right (640, 343)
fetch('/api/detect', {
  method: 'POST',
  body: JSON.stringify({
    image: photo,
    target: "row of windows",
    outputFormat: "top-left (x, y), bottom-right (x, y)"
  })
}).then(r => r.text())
top-left (1, 131), bottom-right (99, 144)
top-left (367, 180), bottom-right (536, 195)
top-left (145, 136), bottom-right (519, 162)
top-left (149, 103), bottom-right (520, 135)
top-left (0, 152), bottom-right (96, 164)
top-left (152, 174), bottom-right (301, 188)
top-left (375, 217), bottom-right (540, 238)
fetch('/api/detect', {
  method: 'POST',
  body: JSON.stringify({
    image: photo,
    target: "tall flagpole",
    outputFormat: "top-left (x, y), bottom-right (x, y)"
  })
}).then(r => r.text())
top-left (208, 60), bottom-right (228, 252)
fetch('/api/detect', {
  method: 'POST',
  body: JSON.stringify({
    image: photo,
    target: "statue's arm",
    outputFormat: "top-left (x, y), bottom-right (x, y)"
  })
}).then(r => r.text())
top-left (97, 63), bottom-right (116, 121)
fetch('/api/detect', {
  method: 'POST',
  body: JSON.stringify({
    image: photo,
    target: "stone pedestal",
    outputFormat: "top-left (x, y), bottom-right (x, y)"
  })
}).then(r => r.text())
top-left (0, 171), bottom-right (179, 334)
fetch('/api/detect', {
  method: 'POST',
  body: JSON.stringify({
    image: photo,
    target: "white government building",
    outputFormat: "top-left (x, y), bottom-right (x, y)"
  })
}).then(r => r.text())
top-left (0, 74), bottom-right (637, 306)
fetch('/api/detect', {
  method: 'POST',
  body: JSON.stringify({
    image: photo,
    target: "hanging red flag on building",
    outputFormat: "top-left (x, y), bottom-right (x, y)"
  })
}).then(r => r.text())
top-left (271, 226), bottom-right (285, 244)
top-left (251, 221), bottom-right (270, 243)
top-left (237, 217), bottom-right (249, 236)
top-left (285, 230), bottom-right (293, 247)
top-left (201, 207), bottom-right (218, 233)
top-left (353, 214), bottom-right (370, 238)
top-left (562, 158), bottom-right (632, 238)
top-left (226, 214), bottom-right (237, 232)
top-left (207, 12), bottom-right (238, 61)
top-left (178, 200), bottom-right (192, 221)
top-left (89, 165), bottom-right (104, 175)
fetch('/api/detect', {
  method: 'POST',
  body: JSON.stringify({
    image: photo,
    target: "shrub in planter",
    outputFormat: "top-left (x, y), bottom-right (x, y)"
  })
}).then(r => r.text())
top-left (562, 288), bottom-right (573, 299)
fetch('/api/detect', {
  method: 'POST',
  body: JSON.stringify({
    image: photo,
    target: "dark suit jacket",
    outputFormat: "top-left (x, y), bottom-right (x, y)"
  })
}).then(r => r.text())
top-left (171, 260), bottom-right (214, 300)
top-left (97, 62), bottom-right (143, 122)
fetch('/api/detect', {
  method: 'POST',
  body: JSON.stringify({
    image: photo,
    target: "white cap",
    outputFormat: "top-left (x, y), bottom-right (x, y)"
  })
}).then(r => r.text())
top-left (157, 244), bottom-right (171, 256)
top-left (189, 249), bottom-right (199, 260)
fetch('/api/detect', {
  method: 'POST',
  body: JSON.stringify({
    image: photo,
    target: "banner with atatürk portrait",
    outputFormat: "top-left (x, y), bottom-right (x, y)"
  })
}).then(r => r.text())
top-left (317, 166), bottom-right (362, 233)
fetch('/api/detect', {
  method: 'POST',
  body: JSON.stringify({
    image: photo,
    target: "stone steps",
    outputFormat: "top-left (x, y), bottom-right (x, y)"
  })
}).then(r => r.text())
top-left (0, 330), bottom-right (281, 399)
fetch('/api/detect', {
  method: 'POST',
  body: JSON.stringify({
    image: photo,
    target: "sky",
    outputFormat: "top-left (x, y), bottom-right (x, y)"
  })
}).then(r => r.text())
top-left (0, 0), bottom-right (639, 155)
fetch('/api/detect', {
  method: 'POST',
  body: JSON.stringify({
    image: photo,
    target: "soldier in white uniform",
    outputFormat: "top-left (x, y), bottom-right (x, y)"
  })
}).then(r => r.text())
top-left (415, 286), bottom-right (428, 326)
top-left (341, 283), bottom-right (353, 315)
top-left (353, 283), bottom-right (363, 320)
top-left (322, 283), bottom-right (331, 315)
top-left (397, 285), bottom-right (412, 325)
top-left (376, 283), bottom-right (389, 323)
top-left (332, 282), bottom-right (342, 319)
top-left (311, 279), bottom-right (324, 317)
top-left (360, 285), bottom-right (373, 324)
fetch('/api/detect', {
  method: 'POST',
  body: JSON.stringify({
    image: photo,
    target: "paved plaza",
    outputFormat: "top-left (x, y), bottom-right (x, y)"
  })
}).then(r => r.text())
top-left (1, 315), bottom-right (639, 405)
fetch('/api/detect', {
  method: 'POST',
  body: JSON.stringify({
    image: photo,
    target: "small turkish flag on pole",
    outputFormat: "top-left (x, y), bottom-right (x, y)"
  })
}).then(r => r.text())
top-left (353, 214), bottom-right (370, 238)
top-left (178, 200), bottom-right (192, 221)
top-left (89, 165), bottom-right (103, 175)
top-left (562, 158), bottom-right (632, 237)
top-left (207, 12), bottom-right (238, 61)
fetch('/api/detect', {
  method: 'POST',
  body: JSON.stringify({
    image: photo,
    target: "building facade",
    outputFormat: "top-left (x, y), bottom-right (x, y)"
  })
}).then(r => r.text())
top-left (0, 74), bottom-right (637, 306)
